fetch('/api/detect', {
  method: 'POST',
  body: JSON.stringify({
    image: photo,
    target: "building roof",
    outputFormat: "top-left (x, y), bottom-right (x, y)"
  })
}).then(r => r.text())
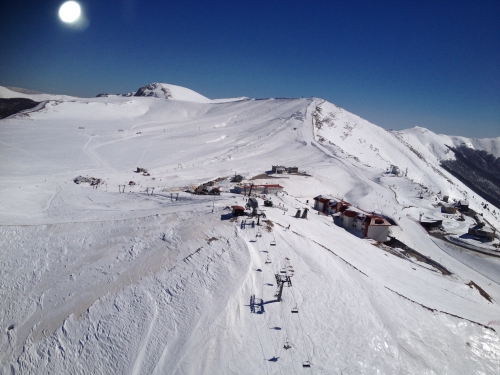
top-left (369, 215), bottom-right (391, 226)
top-left (420, 217), bottom-right (443, 224)
top-left (470, 224), bottom-right (494, 233)
top-left (313, 194), bottom-right (338, 202)
top-left (260, 184), bottom-right (283, 188)
top-left (343, 210), bottom-right (357, 218)
top-left (242, 184), bottom-right (283, 188)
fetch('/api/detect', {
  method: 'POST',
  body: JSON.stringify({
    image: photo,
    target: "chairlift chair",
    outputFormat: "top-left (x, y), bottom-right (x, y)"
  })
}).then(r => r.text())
top-left (283, 339), bottom-right (292, 350)
top-left (256, 230), bottom-right (262, 238)
top-left (265, 256), bottom-right (272, 264)
top-left (291, 305), bottom-right (299, 313)
top-left (280, 267), bottom-right (286, 274)
top-left (270, 237), bottom-right (276, 246)
top-left (302, 360), bottom-right (311, 368)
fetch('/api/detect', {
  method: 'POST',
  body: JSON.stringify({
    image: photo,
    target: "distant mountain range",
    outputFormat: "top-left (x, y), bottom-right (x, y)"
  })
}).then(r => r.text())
top-left (441, 144), bottom-right (500, 209)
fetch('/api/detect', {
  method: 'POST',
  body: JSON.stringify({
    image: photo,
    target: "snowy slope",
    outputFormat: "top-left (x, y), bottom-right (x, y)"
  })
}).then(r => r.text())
top-left (130, 82), bottom-right (246, 103)
top-left (400, 126), bottom-right (500, 158)
top-left (313, 101), bottom-right (500, 219)
top-left (1, 86), bottom-right (500, 374)
top-left (132, 82), bottom-right (213, 103)
top-left (0, 85), bottom-right (78, 101)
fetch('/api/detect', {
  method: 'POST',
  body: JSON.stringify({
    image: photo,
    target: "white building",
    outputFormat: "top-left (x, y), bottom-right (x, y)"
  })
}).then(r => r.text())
top-left (314, 195), bottom-right (391, 242)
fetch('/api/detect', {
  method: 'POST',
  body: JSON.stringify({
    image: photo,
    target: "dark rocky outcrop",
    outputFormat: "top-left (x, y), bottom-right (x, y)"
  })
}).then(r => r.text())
top-left (441, 144), bottom-right (500, 209)
top-left (0, 98), bottom-right (40, 119)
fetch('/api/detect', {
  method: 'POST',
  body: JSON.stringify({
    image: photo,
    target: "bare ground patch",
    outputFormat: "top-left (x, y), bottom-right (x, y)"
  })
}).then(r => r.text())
top-left (467, 281), bottom-right (494, 303)
top-left (264, 220), bottom-right (274, 233)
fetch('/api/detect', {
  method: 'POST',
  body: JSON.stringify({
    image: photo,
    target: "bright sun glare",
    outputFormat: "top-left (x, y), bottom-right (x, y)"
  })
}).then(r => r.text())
top-left (59, 1), bottom-right (81, 23)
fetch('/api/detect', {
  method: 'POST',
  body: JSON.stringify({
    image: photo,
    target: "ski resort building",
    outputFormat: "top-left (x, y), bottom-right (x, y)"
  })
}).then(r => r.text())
top-left (441, 203), bottom-right (457, 214)
top-left (313, 195), bottom-right (350, 215)
top-left (231, 205), bottom-right (245, 216)
top-left (420, 218), bottom-right (443, 230)
top-left (272, 165), bottom-right (286, 174)
top-left (457, 199), bottom-right (469, 212)
top-left (314, 195), bottom-right (391, 242)
top-left (364, 215), bottom-right (392, 242)
top-left (468, 224), bottom-right (496, 241)
top-left (234, 184), bottom-right (284, 195)
top-left (271, 165), bottom-right (299, 174)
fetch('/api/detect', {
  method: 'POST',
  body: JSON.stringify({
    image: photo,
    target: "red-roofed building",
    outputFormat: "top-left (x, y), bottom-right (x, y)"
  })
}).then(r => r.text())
top-left (313, 195), bottom-right (391, 242)
top-left (232, 205), bottom-right (245, 216)
top-left (234, 184), bottom-right (284, 195)
top-left (364, 215), bottom-right (391, 242)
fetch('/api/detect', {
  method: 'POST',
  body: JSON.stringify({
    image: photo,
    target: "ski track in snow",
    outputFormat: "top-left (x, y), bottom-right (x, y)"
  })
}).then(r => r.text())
top-left (131, 291), bottom-right (158, 375)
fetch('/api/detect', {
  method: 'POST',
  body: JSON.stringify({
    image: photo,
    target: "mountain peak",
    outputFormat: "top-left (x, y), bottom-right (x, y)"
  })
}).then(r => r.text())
top-left (132, 82), bottom-right (212, 103)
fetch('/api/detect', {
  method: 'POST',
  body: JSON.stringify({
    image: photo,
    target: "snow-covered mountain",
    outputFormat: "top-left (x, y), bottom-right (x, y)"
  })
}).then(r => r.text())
top-left (1, 83), bottom-right (500, 374)
top-left (97, 82), bottom-right (247, 103)
top-left (0, 85), bottom-right (78, 101)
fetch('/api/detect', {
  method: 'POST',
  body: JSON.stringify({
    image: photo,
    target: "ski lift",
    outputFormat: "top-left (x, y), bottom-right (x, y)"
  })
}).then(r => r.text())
top-left (270, 237), bottom-right (276, 246)
top-left (302, 360), bottom-right (311, 368)
top-left (291, 305), bottom-right (299, 313)
top-left (265, 256), bottom-right (272, 264)
top-left (283, 339), bottom-right (292, 350)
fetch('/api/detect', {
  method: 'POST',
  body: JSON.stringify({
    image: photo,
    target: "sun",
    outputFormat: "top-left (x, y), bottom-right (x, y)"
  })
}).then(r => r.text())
top-left (59, 1), bottom-right (81, 23)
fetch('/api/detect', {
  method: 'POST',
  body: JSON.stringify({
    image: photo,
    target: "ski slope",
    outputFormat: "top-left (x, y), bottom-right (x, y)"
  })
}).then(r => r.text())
top-left (1, 84), bottom-right (500, 374)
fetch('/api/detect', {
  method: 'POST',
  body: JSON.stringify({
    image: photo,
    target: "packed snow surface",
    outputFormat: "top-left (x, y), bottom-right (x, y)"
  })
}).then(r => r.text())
top-left (1, 85), bottom-right (500, 374)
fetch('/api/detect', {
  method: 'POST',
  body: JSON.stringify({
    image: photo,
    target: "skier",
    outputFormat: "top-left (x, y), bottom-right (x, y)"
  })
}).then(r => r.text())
top-left (287, 224), bottom-right (290, 230)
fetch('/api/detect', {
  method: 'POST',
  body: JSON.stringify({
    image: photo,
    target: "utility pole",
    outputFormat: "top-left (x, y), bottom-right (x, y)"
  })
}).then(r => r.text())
top-left (212, 194), bottom-right (215, 213)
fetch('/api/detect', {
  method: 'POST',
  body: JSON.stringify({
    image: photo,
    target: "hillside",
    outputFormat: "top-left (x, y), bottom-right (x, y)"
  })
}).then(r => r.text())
top-left (1, 84), bottom-right (500, 374)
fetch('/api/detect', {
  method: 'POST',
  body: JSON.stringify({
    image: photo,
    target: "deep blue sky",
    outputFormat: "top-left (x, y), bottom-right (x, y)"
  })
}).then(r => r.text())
top-left (1, 0), bottom-right (499, 137)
